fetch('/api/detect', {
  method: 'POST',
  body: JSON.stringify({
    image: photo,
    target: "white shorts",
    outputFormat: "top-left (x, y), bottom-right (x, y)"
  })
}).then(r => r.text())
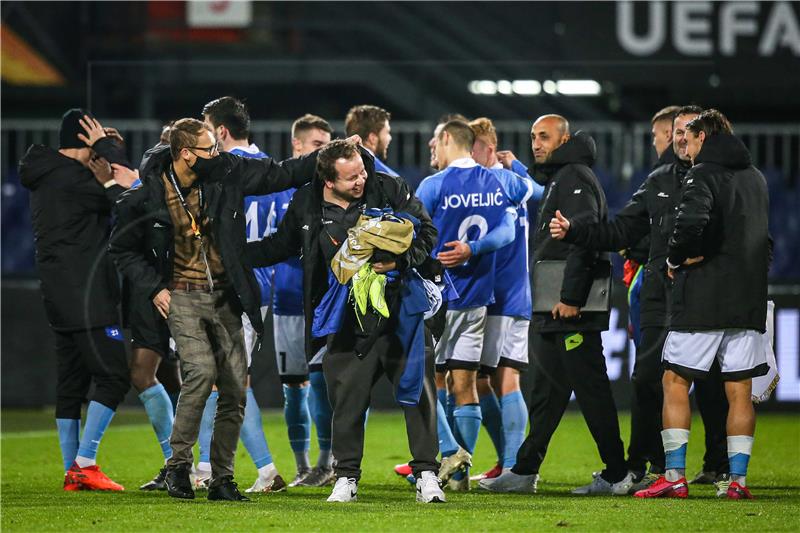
top-left (242, 306), bottom-right (269, 368)
top-left (479, 315), bottom-right (530, 373)
top-left (662, 329), bottom-right (769, 380)
top-left (434, 307), bottom-right (487, 371)
top-left (274, 314), bottom-right (309, 382)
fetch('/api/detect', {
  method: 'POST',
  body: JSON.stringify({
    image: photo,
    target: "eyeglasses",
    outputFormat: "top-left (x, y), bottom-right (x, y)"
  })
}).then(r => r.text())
top-left (187, 143), bottom-right (219, 156)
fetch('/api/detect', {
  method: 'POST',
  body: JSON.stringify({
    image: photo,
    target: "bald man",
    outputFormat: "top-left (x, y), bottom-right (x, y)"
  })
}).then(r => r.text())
top-left (481, 115), bottom-right (631, 495)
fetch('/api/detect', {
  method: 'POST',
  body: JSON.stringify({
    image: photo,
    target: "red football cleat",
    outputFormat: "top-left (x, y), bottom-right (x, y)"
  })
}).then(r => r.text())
top-left (63, 472), bottom-right (81, 491)
top-left (470, 463), bottom-right (502, 481)
top-left (634, 475), bottom-right (688, 498)
top-left (727, 481), bottom-right (754, 500)
top-left (68, 463), bottom-right (125, 491)
top-left (394, 463), bottom-right (413, 477)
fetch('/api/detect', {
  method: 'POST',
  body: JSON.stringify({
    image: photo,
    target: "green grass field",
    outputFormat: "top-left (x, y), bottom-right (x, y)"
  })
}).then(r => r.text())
top-left (2, 408), bottom-right (798, 532)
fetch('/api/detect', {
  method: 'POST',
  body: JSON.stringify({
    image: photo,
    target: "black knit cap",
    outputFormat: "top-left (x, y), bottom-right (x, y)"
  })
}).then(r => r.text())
top-left (59, 108), bottom-right (94, 149)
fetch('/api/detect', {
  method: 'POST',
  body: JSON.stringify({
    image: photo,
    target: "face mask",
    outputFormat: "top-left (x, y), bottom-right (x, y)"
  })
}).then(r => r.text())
top-left (190, 154), bottom-right (225, 180)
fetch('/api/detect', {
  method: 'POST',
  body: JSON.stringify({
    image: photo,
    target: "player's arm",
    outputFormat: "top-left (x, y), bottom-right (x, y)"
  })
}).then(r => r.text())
top-left (233, 151), bottom-right (319, 196)
top-left (553, 180), bottom-right (650, 251)
top-left (667, 168), bottom-right (714, 269)
top-left (558, 173), bottom-right (602, 308)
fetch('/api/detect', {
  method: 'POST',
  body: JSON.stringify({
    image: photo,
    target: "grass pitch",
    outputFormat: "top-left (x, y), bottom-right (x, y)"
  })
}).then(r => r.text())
top-left (1, 408), bottom-right (798, 532)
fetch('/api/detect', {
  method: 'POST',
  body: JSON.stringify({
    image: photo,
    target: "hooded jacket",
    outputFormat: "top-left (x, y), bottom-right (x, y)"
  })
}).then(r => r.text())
top-left (667, 133), bottom-right (769, 332)
top-left (528, 131), bottom-right (610, 333)
top-left (19, 138), bottom-right (128, 331)
top-left (245, 147), bottom-right (438, 357)
top-left (563, 145), bottom-right (691, 329)
top-left (108, 144), bottom-right (317, 336)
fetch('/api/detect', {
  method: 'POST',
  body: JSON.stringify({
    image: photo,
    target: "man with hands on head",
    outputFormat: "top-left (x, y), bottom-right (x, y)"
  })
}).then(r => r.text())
top-left (19, 109), bottom-right (137, 492)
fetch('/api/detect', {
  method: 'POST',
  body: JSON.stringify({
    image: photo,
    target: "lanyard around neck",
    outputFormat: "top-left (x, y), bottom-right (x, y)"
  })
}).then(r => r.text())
top-left (168, 165), bottom-right (203, 240)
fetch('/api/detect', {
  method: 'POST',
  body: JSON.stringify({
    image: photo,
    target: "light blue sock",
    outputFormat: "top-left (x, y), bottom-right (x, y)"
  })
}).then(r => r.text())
top-left (728, 435), bottom-right (754, 484)
top-left (437, 398), bottom-right (459, 457)
top-left (240, 388), bottom-right (273, 469)
top-left (479, 392), bottom-right (505, 464)
top-left (139, 383), bottom-right (174, 460)
top-left (662, 428), bottom-right (690, 482)
top-left (198, 391), bottom-right (218, 464)
top-left (499, 390), bottom-right (527, 469)
top-left (76, 401), bottom-right (115, 461)
top-left (283, 384), bottom-right (311, 470)
top-left (56, 418), bottom-right (80, 471)
top-left (453, 404), bottom-right (482, 480)
top-left (437, 388), bottom-right (447, 414)
top-left (309, 371), bottom-right (332, 459)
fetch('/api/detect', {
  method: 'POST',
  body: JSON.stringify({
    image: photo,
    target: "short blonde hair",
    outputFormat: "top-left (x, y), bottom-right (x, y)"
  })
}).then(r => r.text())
top-left (469, 117), bottom-right (497, 147)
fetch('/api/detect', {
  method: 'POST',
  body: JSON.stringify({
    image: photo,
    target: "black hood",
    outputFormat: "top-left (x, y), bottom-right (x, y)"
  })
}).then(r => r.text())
top-left (19, 144), bottom-right (85, 190)
top-left (654, 144), bottom-right (677, 169)
top-left (531, 131), bottom-right (597, 184)
top-left (139, 142), bottom-right (171, 183)
top-left (694, 133), bottom-right (751, 169)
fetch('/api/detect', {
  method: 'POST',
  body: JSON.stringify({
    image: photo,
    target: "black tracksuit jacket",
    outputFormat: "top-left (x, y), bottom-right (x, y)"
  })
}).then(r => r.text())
top-left (564, 146), bottom-right (691, 329)
top-left (19, 138), bottom-right (129, 331)
top-left (528, 132), bottom-right (610, 333)
top-left (667, 133), bottom-right (769, 332)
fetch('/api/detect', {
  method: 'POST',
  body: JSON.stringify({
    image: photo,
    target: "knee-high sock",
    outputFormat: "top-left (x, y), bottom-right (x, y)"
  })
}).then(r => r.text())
top-left (139, 383), bottom-right (174, 460)
top-left (309, 371), bottom-right (333, 467)
top-left (437, 398), bottom-right (459, 457)
top-left (662, 428), bottom-right (689, 481)
top-left (75, 401), bottom-right (115, 467)
top-left (240, 388), bottom-right (273, 470)
top-left (197, 390), bottom-right (218, 466)
top-left (499, 390), bottom-right (527, 469)
top-left (56, 418), bottom-right (80, 471)
top-left (453, 404), bottom-right (482, 480)
top-left (283, 384), bottom-right (311, 470)
top-left (479, 392), bottom-right (504, 464)
top-left (728, 435), bottom-right (753, 486)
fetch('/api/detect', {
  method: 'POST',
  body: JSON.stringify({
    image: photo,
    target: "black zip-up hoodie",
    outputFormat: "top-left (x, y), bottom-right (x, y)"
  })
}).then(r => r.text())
top-left (19, 139), bottom-right (127, 331)
top-left (528, 131), bottom-right (610, 333)
top-left (667, 133), bottom-right (769, 332)
top-left (108, 144), bottom-right (318, 336)
top-left (563, 145), bottom-right (692, 329)
top-left (245, 147), bottom-right (438, 357)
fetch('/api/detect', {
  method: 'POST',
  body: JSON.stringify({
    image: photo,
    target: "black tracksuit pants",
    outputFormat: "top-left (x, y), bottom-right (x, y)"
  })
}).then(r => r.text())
top-left (627, 326), bottom-right (667, 474)
top-left (55, 327), bottom-right (130, 419)
top-left (512, 330), bottom-right (627, 483)
top-left (323, 331), bottom-right (439, 481)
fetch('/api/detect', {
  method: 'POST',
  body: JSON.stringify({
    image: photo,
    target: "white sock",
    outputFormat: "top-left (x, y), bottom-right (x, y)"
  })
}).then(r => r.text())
top-left (197, 461), bottom-right (211, 474)
top-left (74, 455), bottom-right (96, 468)
top-left (728, 435), bottom-right (754, 487)
top-left (662, 428), bottom-right (690, 482)
top-left (258, 462), bottom-right (277, 480)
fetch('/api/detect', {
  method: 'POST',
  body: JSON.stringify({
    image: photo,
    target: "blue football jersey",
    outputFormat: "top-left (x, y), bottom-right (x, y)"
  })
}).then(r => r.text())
top-left (416, 159), bottom-right (516, 310)
top-left (271, 189), bottom-right (304, 316)
top-left (373, 156), bottom-right (400, 177)
top-left (231, 145), bottom-right (275, 307)
top-left (487, 164), bottom-right (533, 319)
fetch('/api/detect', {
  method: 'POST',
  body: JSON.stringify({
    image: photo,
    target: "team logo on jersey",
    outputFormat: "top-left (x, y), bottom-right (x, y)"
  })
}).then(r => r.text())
top-left (658, 192), bottom-right (670, 198)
